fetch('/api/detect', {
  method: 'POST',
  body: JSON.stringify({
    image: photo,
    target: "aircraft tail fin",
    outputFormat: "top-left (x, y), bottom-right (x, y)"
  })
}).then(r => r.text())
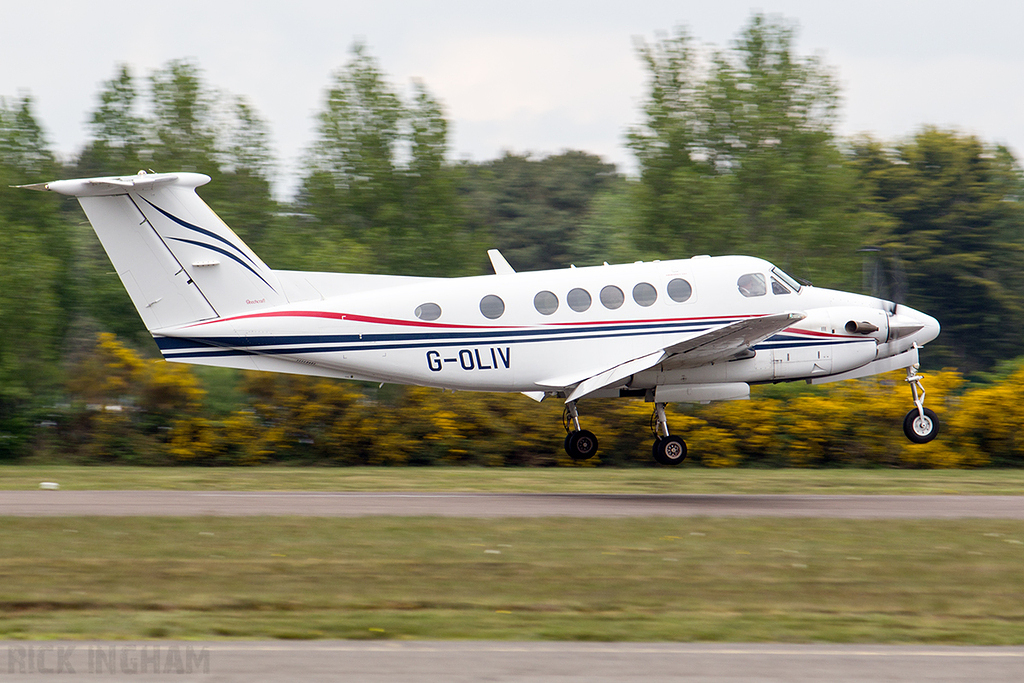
top-left (28, 172), bottom-right (285, 331)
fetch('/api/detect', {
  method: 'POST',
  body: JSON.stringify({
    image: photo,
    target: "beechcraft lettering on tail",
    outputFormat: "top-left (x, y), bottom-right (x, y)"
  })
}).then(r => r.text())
top-left (22, 172), bottom-right (941, 465)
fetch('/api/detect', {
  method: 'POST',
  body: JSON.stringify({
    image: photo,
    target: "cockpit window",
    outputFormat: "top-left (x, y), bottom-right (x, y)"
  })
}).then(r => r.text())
top-left (737, 273), bottom-right (767, 298)
top-left (771, 267), bottom-right (802, 293)
top-left (771, 278), bottom-right (791, 295)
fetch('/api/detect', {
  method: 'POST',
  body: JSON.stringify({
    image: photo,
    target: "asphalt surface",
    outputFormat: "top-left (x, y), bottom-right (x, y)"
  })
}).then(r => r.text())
top-left (1, 641), bottom-right (1022, 682)
top-left (5, 492), bottom-right (1023, 681)
top-left (2, 490), bottom-right (1024, 518)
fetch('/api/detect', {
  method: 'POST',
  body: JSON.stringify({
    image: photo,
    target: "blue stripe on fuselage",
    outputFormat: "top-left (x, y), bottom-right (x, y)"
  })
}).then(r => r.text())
top-left (153, 318), bottom-right (867, 361)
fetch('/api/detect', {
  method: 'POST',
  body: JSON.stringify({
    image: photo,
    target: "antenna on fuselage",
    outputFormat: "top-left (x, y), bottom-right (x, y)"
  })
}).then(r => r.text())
top-left (487, 249), bottom-right (516, 275)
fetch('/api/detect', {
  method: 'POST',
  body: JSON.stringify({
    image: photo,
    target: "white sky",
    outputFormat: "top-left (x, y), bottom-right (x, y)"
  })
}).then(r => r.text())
top-left (3, 0), bottom-right (1023, 196)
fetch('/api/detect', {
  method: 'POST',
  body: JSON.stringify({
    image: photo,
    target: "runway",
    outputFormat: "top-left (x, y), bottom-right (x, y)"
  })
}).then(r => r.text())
top-left (2, 490), bottom-right (1024, 518)
top-left (6, 491), bottom-right (1023, 681)
top-left (2, 641), bottom-right (1022, 682)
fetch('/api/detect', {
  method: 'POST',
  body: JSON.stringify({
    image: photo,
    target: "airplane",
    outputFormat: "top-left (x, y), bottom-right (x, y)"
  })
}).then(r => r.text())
top-left (21, 171), bottom-right (942, 465)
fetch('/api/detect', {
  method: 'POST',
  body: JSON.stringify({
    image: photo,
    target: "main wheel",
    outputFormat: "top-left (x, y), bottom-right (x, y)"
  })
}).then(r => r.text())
top-left (652, 435), bottom-right (687, 465)
top-left (565, 430), bottom-right (598, 460)
top-left (903, 407), bottom-right (939, 444)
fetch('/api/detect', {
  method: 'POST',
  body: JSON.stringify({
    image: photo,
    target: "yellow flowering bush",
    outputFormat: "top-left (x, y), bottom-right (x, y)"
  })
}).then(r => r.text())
top-left (52, 333), bottom-right (1024, 468)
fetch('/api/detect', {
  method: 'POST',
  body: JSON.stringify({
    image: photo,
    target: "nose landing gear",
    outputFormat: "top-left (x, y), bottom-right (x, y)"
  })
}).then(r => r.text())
top-left (903, 364), bottom-right (939, 444)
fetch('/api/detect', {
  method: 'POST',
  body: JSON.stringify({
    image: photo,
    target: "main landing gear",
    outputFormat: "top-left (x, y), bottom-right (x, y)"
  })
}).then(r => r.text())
top-left (562, 400), bottom-right (687, 466)
top-left (651, 402), bottom-right (687, 466)
top-left (563, 402), bottom-right (598, 461)
top-left (903, 364), bottom-right (939, 444)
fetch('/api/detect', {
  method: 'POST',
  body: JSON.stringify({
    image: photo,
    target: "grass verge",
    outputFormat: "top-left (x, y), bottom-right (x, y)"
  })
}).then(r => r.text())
top-left (1, 516), bottom-right (1023, 643)
top-left (4, 466), bottom-right (1024, 494)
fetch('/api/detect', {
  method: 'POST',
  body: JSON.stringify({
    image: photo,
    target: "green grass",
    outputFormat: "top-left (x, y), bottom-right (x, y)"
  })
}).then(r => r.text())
top-left (1, 516), bottom-right (1023, 643)
top-left (4, 465), bottom-right (1024, 494)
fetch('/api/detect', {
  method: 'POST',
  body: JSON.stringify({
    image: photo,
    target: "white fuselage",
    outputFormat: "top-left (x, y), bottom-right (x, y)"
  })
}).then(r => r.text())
top-left (155, 255), bottom-right (939, 398)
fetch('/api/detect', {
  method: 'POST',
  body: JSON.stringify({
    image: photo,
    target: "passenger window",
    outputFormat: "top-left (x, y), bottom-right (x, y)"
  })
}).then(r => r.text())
top-left (666, 278), bottom-right (692, 303)
top-left (771, 278), bottom-right (791, 295)
top-left (567, 288), bottom-right (592, 312)
top-left (600, 285), bottom-right (624, 310)
top-left (414, 302), bottom-right (442, 321)
top-left (737, 273), bottom-right (766, 298)
top-left (479, 294), bottom-right (505, 319)
top-left (633, 282), bottom-right (657, 307)
top-left (534, 290), bottom-right (558, 315)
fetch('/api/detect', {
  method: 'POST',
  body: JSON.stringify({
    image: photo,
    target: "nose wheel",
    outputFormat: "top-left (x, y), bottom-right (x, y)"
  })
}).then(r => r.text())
top-left (903, 364), bottom-right (939, 444)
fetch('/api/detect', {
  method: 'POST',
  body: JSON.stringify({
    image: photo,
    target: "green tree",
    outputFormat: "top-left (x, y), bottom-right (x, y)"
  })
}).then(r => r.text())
top-left (629, 14), bottom-right (865, 287)
top-left (148, 59), bottom-right (218, 172)
top-left (301, 43), bottom-right (404, 250)
top-left (298, 43), bottom-right (474, 276)
top-left (851, 128), bottom-right (1024, 371)
top-left (0, 96), bottom-right (65, 457)
top-left (76, 64), bottom-right (146, 176)
top-left (399, 81), bottom-right (477, 275)
top-left (459, 151), bottom-right (623, 272)
top-left (200, 95), bottom-right (281, 254)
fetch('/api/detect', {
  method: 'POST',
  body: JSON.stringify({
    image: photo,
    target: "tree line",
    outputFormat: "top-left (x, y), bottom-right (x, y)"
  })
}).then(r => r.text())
top-left (2, 13), bottom-right (1023, 465)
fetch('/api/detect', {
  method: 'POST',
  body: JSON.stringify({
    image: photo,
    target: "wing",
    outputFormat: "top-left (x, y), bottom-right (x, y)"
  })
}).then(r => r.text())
top-left (540, 311), bottom-right (806, 402)
top-left (660, 311), bottom-right (806, 370)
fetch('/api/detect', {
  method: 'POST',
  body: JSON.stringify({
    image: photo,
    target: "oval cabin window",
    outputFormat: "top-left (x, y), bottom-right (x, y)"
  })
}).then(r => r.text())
top-left (632, 282), bottom-right (657, 307)
top-left (666, 278), bottom-right (692, 303)
top-left (567, 288), bottom-right (592, 312)
top-left (600, 285), bottom-right (624, 310)
top-left (414, 302), bottom-right (442, 321)
top-left (534, 290), bottom-right (559, 315)
top-left (479, 294), bottom-right (505, 319)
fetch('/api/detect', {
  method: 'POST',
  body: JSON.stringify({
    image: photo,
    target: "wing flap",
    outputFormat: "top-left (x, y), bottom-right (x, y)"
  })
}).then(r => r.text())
top-left (564, 350), bottom-right (667, 402)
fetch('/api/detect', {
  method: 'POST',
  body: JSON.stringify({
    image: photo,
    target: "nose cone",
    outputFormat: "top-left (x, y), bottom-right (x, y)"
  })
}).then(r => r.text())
top-left (890, 305), bottom-right (940, 346)
top-left (918, 310), bottom-right (941, 345)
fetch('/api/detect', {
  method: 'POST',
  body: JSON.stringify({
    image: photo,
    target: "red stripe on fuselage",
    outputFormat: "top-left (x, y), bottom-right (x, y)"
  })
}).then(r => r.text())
top-left (184, 310), bottom-right (758, 332)
top-left (185, 310), bottom-right (512, 330)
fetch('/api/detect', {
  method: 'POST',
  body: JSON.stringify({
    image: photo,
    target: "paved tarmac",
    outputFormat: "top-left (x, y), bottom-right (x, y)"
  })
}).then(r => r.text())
top-left (1, 641), bottom-right (1022, 682)
top-left (2, 490), bottom-right (1024, 518)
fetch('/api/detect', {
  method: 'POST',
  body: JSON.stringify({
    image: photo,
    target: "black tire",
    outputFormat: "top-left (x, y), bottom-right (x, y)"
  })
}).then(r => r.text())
top-left (903, 407), bottom-right (940, 444)
top-left (565, 430), bottom-right (598, 460)
top-left (652, 435), bottom-right (687, 465)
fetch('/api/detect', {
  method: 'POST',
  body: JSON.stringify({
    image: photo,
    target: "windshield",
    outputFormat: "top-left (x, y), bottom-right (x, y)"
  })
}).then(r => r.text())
top-left (771, 267), bottom-right (802, 293)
